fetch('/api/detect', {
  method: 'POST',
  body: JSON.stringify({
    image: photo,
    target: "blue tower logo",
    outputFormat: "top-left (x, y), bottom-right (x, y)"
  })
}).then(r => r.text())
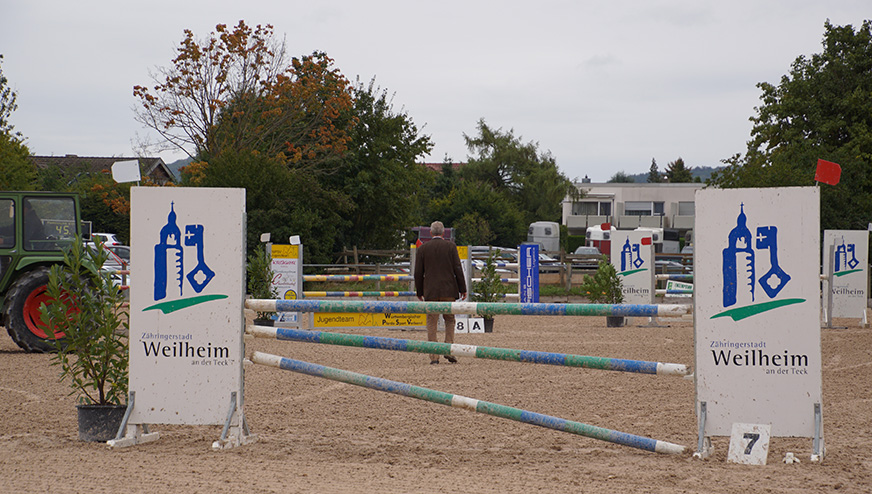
top-left (713, 204), bottom-right (803, 321)
top-left (617, 237), bottom-right (647, 275)
top-left (833, 236), bottom-right (861, 277)
top-left (145, 202), bottom-right (226, 314)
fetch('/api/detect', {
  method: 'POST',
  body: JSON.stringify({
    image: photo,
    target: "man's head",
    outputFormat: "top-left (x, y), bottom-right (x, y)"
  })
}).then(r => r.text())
top-left (430, 221), bottom-right (444, 237)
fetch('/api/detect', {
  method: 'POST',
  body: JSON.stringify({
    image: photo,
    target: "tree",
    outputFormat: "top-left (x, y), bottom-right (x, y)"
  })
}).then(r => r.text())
top-left (134, 21), bottom-right (288, 158)
top-left (0, 55), bottom-right (36, 189)
top-left (0, 54), bottom-right (19, 136)
top-left (647, 158), bottom-right (662, 183)
top-left (428, 180), bottom-right (527, 247)
top-left (709, 20), bottom-right (872, 231)
top-left (460, 119), bottom-right (574, 226)
top-left (0, 133), bottom-right (35, 190)
top-left (331, 78), bottom-right (433, 250)
top-left (608, 171), bottom-right (635, 183)
top-left (665, 157), bottom-right (693, 183)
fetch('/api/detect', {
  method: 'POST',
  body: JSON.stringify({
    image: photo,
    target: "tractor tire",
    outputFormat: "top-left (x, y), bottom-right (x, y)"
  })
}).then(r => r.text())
top-left (4, 267), bottom-right (65, 353)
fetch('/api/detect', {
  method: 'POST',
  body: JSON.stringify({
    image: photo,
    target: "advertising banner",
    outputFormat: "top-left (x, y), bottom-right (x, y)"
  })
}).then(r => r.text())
top-left (695, 187), bottom-right (822, 437)
top-left (610, 231), bottom-right (654, 304)
top-left (822, 230), bottom-right (868, 319)
top-left (270, 244), bottom-right (301, 324)
top-left (519, 244), bottom-right (539, 303)
top-left (129, 187), bottom-right (245, 425)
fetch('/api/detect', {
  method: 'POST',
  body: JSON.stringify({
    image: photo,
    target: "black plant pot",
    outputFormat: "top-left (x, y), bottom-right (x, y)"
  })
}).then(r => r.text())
top-left (76, 404), bottom-right (127, 442)
top-left (606, 316), bottom-right (625, 328)
top-left (484, 318), bottom-right (494, 333)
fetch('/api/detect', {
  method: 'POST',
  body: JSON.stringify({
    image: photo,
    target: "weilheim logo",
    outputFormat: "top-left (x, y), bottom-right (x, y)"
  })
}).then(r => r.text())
top-left (833, 236), bottom-right (862, 278)
top-left (618, 237), bottom-right (647, 276)
top-left (712, 204), bottom-right (804, 321)
top-left (144, 202), bottom-right (228, 314)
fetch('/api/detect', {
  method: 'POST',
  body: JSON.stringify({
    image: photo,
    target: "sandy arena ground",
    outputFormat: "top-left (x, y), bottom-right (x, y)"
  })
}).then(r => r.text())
top-left (1, 305), bottom-right (871, 493)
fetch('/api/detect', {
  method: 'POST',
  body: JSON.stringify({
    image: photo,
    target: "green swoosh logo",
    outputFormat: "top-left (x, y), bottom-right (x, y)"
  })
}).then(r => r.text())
top-left (144, 294), bottom-right (229, 314)
top-left (619, 268), bottom-right (648, 277)
top-left (833, 269), bottom-right (862, 277)
top-left (711, 298), bottom-right (805, 321)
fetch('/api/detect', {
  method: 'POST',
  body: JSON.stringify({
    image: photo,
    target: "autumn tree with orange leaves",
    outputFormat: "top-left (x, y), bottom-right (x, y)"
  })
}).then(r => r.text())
top-left (134, 21), bottom-right (354, 171)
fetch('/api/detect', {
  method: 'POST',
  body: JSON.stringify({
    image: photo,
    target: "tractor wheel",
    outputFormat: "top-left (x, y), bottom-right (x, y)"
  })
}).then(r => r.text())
top-left (4, 267), bottom-right (65, 353)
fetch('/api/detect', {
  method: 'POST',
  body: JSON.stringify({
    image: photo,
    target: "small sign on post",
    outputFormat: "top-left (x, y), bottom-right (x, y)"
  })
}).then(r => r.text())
top-left (111, 159), bottom-right (142, 183)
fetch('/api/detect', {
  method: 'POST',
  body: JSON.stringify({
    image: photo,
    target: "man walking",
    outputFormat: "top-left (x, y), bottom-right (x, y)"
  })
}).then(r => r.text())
top-left (414, 221), bottom-right (466, 364)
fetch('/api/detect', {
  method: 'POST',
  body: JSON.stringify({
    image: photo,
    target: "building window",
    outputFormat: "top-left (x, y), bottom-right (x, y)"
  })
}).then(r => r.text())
top-left (678, 201), bottom-right (695, 216)
top-left (574, 201), bottom-right (611, 216)
top-left (625, 201), bottom-right (664, 216)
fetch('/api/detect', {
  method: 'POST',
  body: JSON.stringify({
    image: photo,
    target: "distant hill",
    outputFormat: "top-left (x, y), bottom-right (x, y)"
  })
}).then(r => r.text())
top-left (625, 165), bottom-right (723, 183)
top-left (166, 157), bottom-right (193, 181)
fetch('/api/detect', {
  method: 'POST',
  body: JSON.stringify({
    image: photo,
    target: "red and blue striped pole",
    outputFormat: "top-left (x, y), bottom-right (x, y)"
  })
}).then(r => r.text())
top-left (251, 351), bottom-right (687, 455)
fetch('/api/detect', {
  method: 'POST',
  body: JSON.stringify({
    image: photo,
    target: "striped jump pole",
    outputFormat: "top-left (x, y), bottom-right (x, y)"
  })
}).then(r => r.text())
top-left (303, 291), bottom-right (416, 298)
top-left (655, 289), bottom-right (694, 296)
top-left (251, 352), bottom-right (687, 455)
top-left (247, 325), bottom-right (689, 376)
top-left (245, 299), bottom-right (690, 318)
top-left (655, 274), bottom-right (694, 282)
top-left (303, 274), bottom-right (412, 282)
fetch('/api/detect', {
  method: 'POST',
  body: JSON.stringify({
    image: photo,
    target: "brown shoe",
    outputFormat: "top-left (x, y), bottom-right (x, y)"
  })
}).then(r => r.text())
top-left (444, 355), bottom-right (458, 363)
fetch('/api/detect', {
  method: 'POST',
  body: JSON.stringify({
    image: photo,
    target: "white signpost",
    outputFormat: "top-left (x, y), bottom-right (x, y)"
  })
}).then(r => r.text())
top-left (694, 187), bottom-right (823, 461)
top-left (822, 230), bottom-right (868, 326)
top-left (110, 187), bottom-right (254, 449)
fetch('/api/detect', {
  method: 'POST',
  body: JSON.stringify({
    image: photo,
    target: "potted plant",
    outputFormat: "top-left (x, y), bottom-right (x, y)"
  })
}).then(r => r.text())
top-left (40, 238), bottom-right (129, 442)
top-left (247, 247), bottom-right (277, 325)
top-left (578, 256), bottom-right (626, 327)
top-left (471, 249), bottom-right (508, 332)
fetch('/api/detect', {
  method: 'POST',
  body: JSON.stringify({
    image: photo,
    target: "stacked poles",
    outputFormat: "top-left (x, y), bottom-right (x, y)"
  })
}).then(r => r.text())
top-left (303, 291), bottom-right (416, 298)
top-left (304, 274), bottom-right (412, 282)
top-left (251, 351), bottom-right (687, 455)
top-left (247, 325), bottom-right (689, 376)
top-left (245, 299), bottom-right (690, 318)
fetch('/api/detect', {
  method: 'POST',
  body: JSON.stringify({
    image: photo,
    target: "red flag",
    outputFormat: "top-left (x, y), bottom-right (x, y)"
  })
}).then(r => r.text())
top-left (600, 222), bottom-right (611, 230)
top-left (815, 159), bottom-right (841, 185)
top-left (641, 237), bottom-right (652, 245)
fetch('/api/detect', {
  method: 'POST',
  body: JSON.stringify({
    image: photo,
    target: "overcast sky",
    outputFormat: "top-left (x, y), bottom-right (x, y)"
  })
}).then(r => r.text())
top-left (1, 1), bottom-right (868, 182)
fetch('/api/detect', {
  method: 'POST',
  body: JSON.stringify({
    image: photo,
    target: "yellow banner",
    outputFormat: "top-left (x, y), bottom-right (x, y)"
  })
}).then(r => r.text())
top-left (271, 244), bottom-right (299, 259)
top-left (314, 312), bottom-right (426, 328)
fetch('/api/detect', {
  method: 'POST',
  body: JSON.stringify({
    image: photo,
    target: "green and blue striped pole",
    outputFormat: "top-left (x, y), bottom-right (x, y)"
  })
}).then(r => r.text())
top-left (251, 351), bottom-right (687, 455)
top-left (247, 326), bottom-right (689, 376)
top-left (245, 299), bottom-right (690, 318)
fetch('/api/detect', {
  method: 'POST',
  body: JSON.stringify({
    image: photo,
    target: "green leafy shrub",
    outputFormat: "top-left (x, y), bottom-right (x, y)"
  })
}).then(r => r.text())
top-left (40, 238), bottom-right (128, 405)
top-left (578, 256), bottom-right (624, 304)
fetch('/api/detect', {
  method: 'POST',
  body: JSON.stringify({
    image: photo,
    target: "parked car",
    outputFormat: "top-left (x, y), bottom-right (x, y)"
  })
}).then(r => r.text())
top-left (91, 232), bottom-right (121, 246)
top-left (572, 246), bottom-right (603, 269)
top-left (654, 259), bottom-right (691, 274)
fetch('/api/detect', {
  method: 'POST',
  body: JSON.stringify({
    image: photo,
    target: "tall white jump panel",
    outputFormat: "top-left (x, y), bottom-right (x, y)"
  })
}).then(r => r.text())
top-left (694, 187), bottom-right (823, 459)
top-left (111, 187), bottom-right (252, 449)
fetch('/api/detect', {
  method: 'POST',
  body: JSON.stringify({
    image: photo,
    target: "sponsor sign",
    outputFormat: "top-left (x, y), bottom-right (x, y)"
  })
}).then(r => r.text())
top-left (270, 244), bottom-right (301, 324)
top-left (823, 230), bottom-right (868, 319)
top-left (519, 244), bottom-right (539, 303)
top-left (314, 312), bottom-right (426, 328)
top-left (129, 187), bottom-right (245, 425)
top-left (610, 231), bottom-right (654, 304)
top-left (695, 187), bottom-right (822, 436)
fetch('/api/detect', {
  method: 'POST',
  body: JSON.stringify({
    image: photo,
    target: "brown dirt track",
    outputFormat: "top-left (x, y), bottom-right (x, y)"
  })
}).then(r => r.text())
top-left (1, 305), bottom-right (871, 493)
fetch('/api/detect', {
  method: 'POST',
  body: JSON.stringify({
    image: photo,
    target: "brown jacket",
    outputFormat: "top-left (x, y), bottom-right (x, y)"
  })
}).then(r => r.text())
top-left (414, 237), bottom-right (466, 300)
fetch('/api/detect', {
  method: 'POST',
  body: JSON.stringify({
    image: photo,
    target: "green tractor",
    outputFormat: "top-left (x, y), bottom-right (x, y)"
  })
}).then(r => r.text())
top-left (0, 192), bottom-right (89, 352)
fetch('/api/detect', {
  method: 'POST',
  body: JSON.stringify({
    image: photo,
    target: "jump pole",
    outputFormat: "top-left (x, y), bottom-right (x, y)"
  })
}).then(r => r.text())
top-left (247, 325), bottom-right (689, 376)
top-left (246, 299), bottom-right (690, 318)
top-left (251, 351), bottom-right (687, 455)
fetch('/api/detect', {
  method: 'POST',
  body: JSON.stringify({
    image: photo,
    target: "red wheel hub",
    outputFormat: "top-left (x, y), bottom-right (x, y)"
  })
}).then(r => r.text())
top-left (22, 285), bottom-right (66, 339)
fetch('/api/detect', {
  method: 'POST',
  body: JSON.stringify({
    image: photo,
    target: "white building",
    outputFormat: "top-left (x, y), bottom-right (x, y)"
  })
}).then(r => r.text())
top-left (562, 182), bottom-right (703, 236)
